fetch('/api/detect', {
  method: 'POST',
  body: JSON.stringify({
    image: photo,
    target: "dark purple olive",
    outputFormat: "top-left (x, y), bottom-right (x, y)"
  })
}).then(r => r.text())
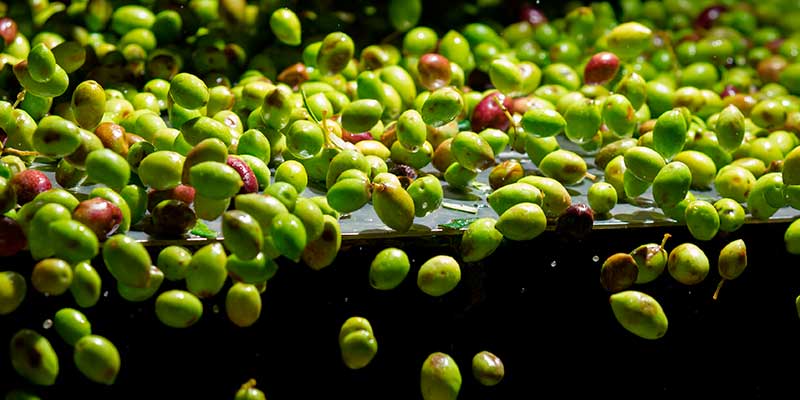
top-left (694, 5), bottom-right (727, 30)
top-left (0, 216), bottom-right (26, 256)
top-left (147, 184), bottom-right (196, 212)
top-left (150, 199), bottom-right (197, 236)
top-left (471, 92), bottom-right (512, 133)
top-left (467, 69), bottom-right (493, 92)
top-left (227, 156), bottom-right (258, 194)
top-left (555, 203), bottom-right (594, 240)
top-left (389, 163), bottom-right (418, 189)
top-left (72, 197), bottom-right (123, 239)
top-left (720, 84), bottom-right (739, 98)
top-left (520, 4), bottom-right (547, 27)
top-left (10, 170), bottom-right (51, 205)
top-left (418, 53), bottom-right (452, 91)
top-left (584, 52), bottom-right (620, 85)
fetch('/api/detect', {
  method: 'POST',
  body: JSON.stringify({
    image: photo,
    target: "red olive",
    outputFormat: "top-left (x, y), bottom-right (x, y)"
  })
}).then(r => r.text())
top-left (471, 92), bottom-right (512, 132)
top-left (10, 170), bottom-right (51, 205)
top-left (417, 53), bottom-right (452, 91)
top-left (0, 17), bottom-right (17, 45)
top-left (227, 156), bottom-right (258, 194)
top-left (520, 4), bottom-right (547, 27)
top-left (694, 5), bottom-right (728, 30)
top-left (72, 197), bottom-right (124, 240)
top-left (342, 131), bottom-right (375, 143)
top-left (584, 52), bottom-right (620, 85)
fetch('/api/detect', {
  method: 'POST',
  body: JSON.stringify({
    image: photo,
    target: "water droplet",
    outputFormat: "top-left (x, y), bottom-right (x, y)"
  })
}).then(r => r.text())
top-left (212, 305), bottom-right (220, 314)
top-left (343, 297), bottom-right (349, 303)
top-left (103, 291), bottom-right (109, 298)
top-left (42, 319), bottom-right (52, 329)
top-left (520, 287), bottom-right (526, 294)
top-left (550, 260), bottom-right (557, 267)
top-left (592, 255), bottom-right (600, 262)
top-left (43, 293), bottom-right (50, 297)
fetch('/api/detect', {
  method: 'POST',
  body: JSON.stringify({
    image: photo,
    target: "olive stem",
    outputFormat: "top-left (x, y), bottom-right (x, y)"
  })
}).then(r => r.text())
top-left (659, 233), bottom-right (671, 250)
top-left (492, 95), bottom-right (517, 144)
top-left (713, 278), bottom-right (725, 301)
top-left (656, 31), bottom-right (681, 72)
top-left (381, 30), bottom-right (402, 44)
top-left (300, 87), bottom-right (332, 148)
top-left (12, 90), bottom-right (25, 109)
top-left (584, 172), bottom-right (597, 181)
top-left (239, 378), bottom-right (257, 391)
top-left (3, 148), bottom-right (40, 157)
top-left (321, 116), bottom-right (333, 148)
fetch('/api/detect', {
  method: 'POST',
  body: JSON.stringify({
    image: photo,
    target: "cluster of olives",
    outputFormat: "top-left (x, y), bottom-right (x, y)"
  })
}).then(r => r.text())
top-left (9, 310), bottom-right (120, 387)
top-left (4, 0), bottom-right (800, 397)
top-left (599, 236), bottom-right (748, 340)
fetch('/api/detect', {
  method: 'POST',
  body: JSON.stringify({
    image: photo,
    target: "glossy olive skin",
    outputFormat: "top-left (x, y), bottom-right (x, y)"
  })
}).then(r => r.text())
top-left (421, 352), bottom-right (462, 400)
top-left (10, 329), bottom-right (59, 385)
top-left (155, 290), bottom-right (203, 328)
top-left (73, 335), bottom-right (121, 385)
top-left (610, 290), bottom-right (668, 340)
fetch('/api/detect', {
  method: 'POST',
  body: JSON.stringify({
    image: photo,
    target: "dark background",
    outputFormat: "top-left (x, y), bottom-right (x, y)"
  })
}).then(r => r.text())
top-left (3, 221), bottom-right (800, 399)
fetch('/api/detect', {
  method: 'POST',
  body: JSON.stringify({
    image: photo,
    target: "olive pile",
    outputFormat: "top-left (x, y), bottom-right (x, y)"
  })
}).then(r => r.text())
top-left (3, 0), bottom-right (800, 397)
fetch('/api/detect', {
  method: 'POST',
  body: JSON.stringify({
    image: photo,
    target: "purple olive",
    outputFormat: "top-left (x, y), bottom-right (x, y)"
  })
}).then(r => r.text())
top-left (72, 197), bottom-right (124, 240)
top-left (555, 203), bottom-right (594, 240)
top-left (520, 4), bottom-right (548, 26)
top-left (389, 163), bottom-right (418, 188)
top-left (150, 200), bottom-right (197, 236)
top-left (694, 5), bottom-right (727, 30)
top-left (0, 216), bottom-right (26, 256)
top-left (467, 69), bottom-right (493, 92)
top-left (471, 92), bottom-right (512, 133)
top-left (10, 170), bottom-right (52, 205)
top-left (720, 84), bottom-right (739, 98)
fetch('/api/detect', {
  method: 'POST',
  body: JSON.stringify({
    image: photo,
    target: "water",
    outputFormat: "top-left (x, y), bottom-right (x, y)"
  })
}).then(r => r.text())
top-left (592, 255), bottom-right (600, 262)
top-left (42, 319), bottom-right (52, 329)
